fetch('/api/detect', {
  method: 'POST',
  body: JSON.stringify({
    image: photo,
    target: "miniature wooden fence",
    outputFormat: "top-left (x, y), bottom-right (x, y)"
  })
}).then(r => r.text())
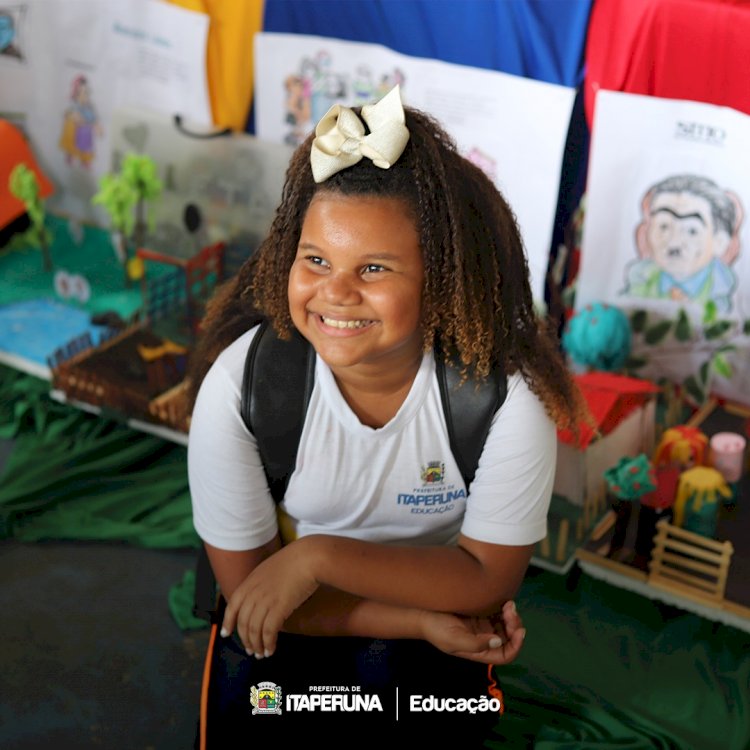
top-left (148, 380), bottom-right (191, 433)
top-left (648, 519), bottom-right (734, 603)
top-left (47, 332), bottom-right (94, 370)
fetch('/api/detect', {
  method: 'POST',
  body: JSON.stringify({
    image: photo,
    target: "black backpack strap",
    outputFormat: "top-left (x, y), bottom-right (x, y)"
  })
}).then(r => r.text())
top-left (192, 321), bottom-right (315, 623)
top-left (435, 350), bottom-right (506, 488)
top-left (240, 320), bottom-right (316, 504)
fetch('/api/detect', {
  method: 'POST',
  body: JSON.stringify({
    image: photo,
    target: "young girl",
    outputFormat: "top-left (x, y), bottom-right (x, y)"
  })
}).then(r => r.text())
top-left (187, 86), bottom-right (586, 745)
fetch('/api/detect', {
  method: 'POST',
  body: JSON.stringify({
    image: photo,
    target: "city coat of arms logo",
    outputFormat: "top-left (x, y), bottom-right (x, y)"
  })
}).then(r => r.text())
top-left (250, 681), bottom-right (283, 715)
top-left (421, 461), bottom-right (445, 484)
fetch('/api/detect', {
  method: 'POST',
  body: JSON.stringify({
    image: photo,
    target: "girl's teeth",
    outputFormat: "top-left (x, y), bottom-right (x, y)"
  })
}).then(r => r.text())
top-left (321, 316), bottom-right (371, 329)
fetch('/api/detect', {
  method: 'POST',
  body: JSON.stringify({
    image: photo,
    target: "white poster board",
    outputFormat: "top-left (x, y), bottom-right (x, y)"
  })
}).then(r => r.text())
top-left (254, 32), bottom-right (576, 304)
top-left (108, 107), bottom-right (293, 260)
top-left (576, 91), bottom-right (750, 406)
top-left (0, 0), bottom-right (210, 223)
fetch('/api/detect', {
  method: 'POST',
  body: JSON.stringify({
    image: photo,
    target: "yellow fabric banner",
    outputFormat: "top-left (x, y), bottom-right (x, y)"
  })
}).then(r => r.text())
top-left (166, 0), bottom-right (264, 131)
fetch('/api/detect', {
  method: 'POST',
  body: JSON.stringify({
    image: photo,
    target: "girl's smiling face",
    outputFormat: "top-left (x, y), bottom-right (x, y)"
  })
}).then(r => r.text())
top-left (288, 192), bottom-right (424, 378)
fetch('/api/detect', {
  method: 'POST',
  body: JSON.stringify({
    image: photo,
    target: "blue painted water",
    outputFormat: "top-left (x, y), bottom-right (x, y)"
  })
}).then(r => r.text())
top-left (0, 297), bottom-right (107, 370)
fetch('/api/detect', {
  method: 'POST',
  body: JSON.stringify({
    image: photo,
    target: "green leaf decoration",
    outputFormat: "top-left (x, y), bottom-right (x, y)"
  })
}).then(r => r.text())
top-left (716, 344), bottom-right (736, 355)
top-left (630, 309), bottom-right (648, 333)
top-left (675, 309), bottom-right (691, 341)
top-left (644, 320), bottom-right (672, 344)
top-left (699, 361), bottom-right (710, 384)
top-left (703, 300), bottom-right (717, 324)
top-left (744, 319), bottom-right (750, 335)
top-left (704, 321), bottom-right (732, 340)
top-left (624, 356), bottom-right (647, 369)
top-left (712, 353), bottom-right (733, 379)
top-left (684, 375), bottom-right (705, 405)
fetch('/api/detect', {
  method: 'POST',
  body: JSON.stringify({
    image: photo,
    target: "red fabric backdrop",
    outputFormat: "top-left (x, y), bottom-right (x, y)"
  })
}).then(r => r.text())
top-left (584, 0), bottom-right (750, 128)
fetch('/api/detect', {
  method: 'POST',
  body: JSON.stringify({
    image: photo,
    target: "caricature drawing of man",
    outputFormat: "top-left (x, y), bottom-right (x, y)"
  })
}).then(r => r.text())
top-left (623, 175), bottom-right (743, 313)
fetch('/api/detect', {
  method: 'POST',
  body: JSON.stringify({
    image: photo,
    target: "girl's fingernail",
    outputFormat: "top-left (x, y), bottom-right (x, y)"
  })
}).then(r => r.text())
top-left (520, 628), bottom-right (526, 641)
top-left (264, 649), bottom-right (273, 658)
top-left (220, 627), bottom-right (229, 638)
top-left (507, 601), bottom-right (516, 615)
top-left (245, 648), bottom-right (253, 656)
top-left (489, 636), bottom-right (503, 648)
top-left (254, 652), bottom-right (264, 660)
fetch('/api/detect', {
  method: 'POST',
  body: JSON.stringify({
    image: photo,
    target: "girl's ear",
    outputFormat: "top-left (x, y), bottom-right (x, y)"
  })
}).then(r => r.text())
top-left (721, 190), bottom-right (743, 265)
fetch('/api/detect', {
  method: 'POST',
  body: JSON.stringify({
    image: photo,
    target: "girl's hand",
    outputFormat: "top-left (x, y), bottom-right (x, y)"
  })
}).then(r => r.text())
top-left (420, 600), bottom-right (525, 665)
top-left (221, 542), bottom-right (319, 657)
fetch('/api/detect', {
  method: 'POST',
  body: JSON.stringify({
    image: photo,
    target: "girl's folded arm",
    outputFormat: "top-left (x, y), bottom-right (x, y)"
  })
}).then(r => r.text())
top-left (206, 539), bottom-right (423, 641)
top-left (303, 533), bottom-right (534, 616)
top-left (207, 539), bottom-right (525, 664)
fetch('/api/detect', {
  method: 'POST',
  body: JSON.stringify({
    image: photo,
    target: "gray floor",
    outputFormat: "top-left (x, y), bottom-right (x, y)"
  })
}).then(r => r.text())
top-left (0, 539), bottom-right (209, 749)
top-left (0, 432), bottom-right (209, 750)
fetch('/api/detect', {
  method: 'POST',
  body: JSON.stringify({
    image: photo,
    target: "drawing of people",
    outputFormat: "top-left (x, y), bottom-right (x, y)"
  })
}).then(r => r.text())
top-left (59, 75), bottom-right (102, 168)
top-left (622, 175), bottom-right (742, 313)
top-left (352, 65), bottom-right (375, 104)
top-left (377, 68), bottom-right (406, 99)
top-left (284, 74), bottom-right (311, 146)
top-left (309, 50), bottom-right (345, 123)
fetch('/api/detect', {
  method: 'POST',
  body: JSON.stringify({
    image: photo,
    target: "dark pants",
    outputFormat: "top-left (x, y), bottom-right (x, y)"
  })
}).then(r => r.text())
top-left (200, 628), bottom-right (502, 747)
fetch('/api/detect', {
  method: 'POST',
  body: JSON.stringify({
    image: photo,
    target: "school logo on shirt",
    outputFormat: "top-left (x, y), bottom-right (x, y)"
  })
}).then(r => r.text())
top-left (421, 461), bottom-right (445, 484)
top-left (251, 681), bottom-right (283, 715)
top-left (397, 460), bottom-right (464, 515)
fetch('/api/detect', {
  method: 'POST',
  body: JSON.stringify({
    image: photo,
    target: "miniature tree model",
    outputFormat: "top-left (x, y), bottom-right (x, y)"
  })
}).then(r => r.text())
top-left (604, 453), bottom-right (657, 560)
top-left (562, 301), bottom-right (632, 372)
top-left (92, 153), bottom-right (162, 286)
top-left (9, 163), bottom-right (52, 271)
top-left (121, 154), bottom-right (162, 251)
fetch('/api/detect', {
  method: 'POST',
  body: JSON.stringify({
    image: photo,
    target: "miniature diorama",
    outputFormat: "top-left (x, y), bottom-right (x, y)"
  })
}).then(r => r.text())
top-left (553, 280), bottom-right (750, 629)
top-left (533, 371), bottom-right (660, 573)
top-left (1, 112), bottom-right (291, 438)
top-left (576, 399), bottom-right (750, 631)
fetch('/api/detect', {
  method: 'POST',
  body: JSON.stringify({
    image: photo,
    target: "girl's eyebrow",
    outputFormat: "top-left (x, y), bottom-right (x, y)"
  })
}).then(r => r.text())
top-left (297, 242), bottom-right (401, 262)
top-left (361, 253), bottom-right (401, 262)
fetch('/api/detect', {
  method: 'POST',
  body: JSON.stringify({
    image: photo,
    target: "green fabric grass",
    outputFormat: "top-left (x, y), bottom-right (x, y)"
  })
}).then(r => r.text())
top-left (0, 365), bottom-right (198, 549)
top-left (488, 568), bottom-right (750, 749)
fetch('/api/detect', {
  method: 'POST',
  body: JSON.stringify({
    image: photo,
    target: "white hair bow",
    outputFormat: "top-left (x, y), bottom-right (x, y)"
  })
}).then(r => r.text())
top-left (310, 85), bottom-right (410, 183)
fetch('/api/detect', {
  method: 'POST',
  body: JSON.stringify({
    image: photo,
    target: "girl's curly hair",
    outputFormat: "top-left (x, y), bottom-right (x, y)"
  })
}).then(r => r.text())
top-left (187, 106), bottom-right (587, 431)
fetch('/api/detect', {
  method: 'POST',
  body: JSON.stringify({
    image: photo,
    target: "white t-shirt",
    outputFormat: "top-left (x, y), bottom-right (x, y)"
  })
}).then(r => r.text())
top-left (188, 326), bottom-right (556, 552)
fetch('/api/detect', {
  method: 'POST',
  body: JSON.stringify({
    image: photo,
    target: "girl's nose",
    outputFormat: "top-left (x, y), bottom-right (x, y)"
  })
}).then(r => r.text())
top-left (320, 272), bottom-right (360, 305)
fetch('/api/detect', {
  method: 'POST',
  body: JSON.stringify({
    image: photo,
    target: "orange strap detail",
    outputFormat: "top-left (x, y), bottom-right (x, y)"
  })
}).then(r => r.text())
top-left (486, 664), bottom-right (505, 715)
top-left (199, 623), bottom-right (219, 750)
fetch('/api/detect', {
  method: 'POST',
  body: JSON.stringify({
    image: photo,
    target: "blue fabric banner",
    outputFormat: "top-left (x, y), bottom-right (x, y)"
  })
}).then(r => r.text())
top-left (263, 0), bottom-right (592, 87)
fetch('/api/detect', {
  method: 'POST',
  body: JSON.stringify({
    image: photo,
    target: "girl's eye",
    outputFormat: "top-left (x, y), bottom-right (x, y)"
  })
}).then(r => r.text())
top-left (305, 255), bottom-right (328, 268)
top-left (363, 263), bottom-right (387, 274)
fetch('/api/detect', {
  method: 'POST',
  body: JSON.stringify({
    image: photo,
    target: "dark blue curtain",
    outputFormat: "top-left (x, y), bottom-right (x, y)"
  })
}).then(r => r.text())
top-left (262, 0), bottom-right (592, 87)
